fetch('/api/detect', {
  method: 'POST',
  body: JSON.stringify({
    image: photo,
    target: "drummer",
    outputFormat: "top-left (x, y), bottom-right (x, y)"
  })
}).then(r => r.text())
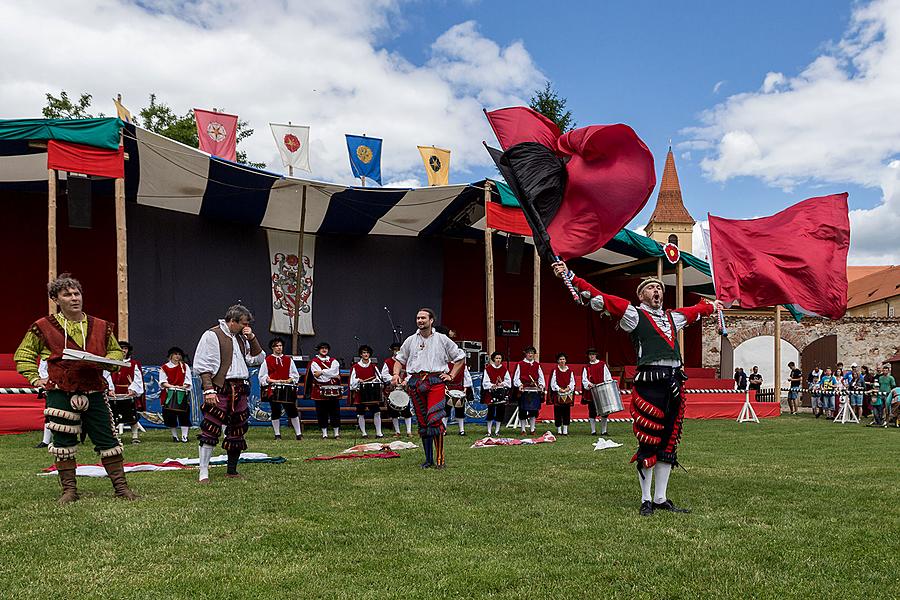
top-left (443, 360), bottom-right (473, 436)
top-left (109, 341), bottom-right (145, 444)
top-left (159, 346), bottom-right (193, 443)
top-left (306, 342), bottom-right (342, 439)
top-left (481, 352), bottom-right (511, 437)
top-left (259, 337), bottom-right (302, 441)
top-left (349, 344), bottom-right (387, 438)
top-left (513, 346), bottom-right (545, 435)
top-left (549, 352), bottom-right (575, 436)
top-left (381, 342), bottom-right (412, 437)
top-left (581, 348), bottom-right (614, 436)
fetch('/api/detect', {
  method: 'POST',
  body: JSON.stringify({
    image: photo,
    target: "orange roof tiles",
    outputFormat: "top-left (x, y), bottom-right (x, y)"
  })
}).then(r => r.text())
top-left (847, 265), bottom-right (890, 283)
top-left (648, 148), bottom-right (694, 225)
top-left (846, 264), bottom-right (900, 308)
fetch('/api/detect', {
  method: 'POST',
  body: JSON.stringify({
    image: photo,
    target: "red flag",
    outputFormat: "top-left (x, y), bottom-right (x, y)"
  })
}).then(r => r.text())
top-left (194, 108), bottom-right (238, 162)
top-left (708, 193), bottom-right (850, 319)
top-left (485, 202), bottom-right (531, 236)
top-left (485, 107), bottom-right (655, 261)
top-left (47, 140), bottom-right (124, 178)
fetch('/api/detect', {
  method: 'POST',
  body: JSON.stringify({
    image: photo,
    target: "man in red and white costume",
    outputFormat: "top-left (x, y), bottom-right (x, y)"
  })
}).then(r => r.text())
top-left (548, 352), bottom-right (576, 436)
top-left (109, 341), bottom-right (145, 444)
top-left (481, 352), bottom-right (511, 437)
top-left (307, 342), bottom-right (342, 439)
top-left (513, 346), bottom-right (545, 435)
top-left (349, 344), bottom-right (388, 438)
top-left (259, 337), bottom-right (302, 441)
top-left (442, 360), bottom-right (473, 436)
top-left (382, 342), bottom-right (412, 437)
top-left (553, 260), bottom-right (722, 517)
top-left (581, 348), bottom-right (614, 436)
top-left (159, 346), bottom-right (192, 442)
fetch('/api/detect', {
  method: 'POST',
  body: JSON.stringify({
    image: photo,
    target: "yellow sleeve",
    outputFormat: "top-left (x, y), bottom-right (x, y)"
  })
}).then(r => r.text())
top-left (13, 330), bottom-right (47, 385)
top-left (105, 332), bottom-right (125, 370)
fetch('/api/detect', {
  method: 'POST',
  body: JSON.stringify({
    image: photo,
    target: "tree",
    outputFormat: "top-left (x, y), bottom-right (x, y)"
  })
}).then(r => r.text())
top-left (529, 82), bottom-right (575, 133)
top-left (42, 91), bottom-right (102, 119)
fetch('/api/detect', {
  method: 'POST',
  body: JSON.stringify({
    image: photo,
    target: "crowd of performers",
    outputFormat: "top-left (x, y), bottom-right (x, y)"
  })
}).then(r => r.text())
top-left (17, 270), bottom-right (725, 516)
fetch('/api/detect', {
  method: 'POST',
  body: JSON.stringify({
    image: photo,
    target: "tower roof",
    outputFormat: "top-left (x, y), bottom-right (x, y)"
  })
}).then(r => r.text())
top-left (648, 147), bottom-right (694, 225)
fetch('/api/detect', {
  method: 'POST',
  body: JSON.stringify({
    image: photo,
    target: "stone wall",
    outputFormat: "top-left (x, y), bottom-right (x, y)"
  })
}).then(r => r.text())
top-left (702, 314), bottom-right (900, 376)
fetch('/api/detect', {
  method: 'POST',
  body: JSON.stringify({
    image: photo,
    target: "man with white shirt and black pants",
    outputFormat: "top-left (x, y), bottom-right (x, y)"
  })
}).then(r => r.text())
top-left (553, 262), bottom-right (722, 517)
top-left (193, 304), bottom-right (265, 483)
top-left (392, 308), bottom-right (466, 469)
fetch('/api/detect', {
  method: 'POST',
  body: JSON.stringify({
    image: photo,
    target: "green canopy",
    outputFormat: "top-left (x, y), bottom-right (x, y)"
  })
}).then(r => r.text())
top-left (0, 118), bottom-right (123, 150)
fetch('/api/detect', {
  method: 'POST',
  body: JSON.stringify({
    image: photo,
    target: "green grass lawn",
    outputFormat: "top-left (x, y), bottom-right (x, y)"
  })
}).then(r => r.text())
top-left (0, 416), bottom-right (897, 600)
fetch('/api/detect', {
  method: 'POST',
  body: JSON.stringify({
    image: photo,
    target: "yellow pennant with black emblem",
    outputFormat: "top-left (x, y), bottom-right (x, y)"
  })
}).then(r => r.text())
top-left (417, 145), bottom-right (451, 186)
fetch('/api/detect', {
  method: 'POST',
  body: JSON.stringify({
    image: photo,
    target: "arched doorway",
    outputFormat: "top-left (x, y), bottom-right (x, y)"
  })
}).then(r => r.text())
top-left (733, 336), bottom-right (800, 390)
top-left (799, 335), bottom-right (837, 407)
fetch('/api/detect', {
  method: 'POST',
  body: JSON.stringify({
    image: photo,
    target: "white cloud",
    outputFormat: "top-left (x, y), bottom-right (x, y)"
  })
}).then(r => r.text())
top-left (0, 1), bottom-right (544, 186)
top-left (684, 0), bottom-right (900, 263)
top-left (712, 80), bottom-right (726, 94)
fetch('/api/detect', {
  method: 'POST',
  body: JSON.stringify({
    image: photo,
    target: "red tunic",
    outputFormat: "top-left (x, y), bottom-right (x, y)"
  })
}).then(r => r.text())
top-left (581, 360), bottom-right (607, 404)
top-left (110, 359), bottom-right (146, 410)
top-left (160, 362), bottom-right (188, 405)
top-left (264, 355), bottom-right (292, 381)
top-left (517, 361), bottom-right (541, 389)
top-left (350, 361), bottom-right (379, 405)
top-left (307, 356), bottom-right (341, 401)
top-left (550, 367), bottom-right (573, 405)
top-left (32, 314), bottom-right (112, 392)
top-left (482, 363), bottom-right (509, 405)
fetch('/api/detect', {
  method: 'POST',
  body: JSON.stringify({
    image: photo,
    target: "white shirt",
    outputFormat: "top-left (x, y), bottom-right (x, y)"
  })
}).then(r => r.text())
top-left (395, 330), bottom-right (465, 374)
top-left (103, 370), bottom-right (114, 392)
top-left (586, 297), bottom-right (687, 367)
top-left (350, 359), bottom-right (388, 390)
top-left (581, 361), bottom-right (613, 388)
top-left (550, 367), bottom-right (575, 393)
top-left (481, 366), bottom-right (511, 390)
top-left (310, 355), bottom-right (341, 382)
top-left (159, 361), bottom-right (193, 389)
top-left (513, 359), bottom-right (546, 389)
top-left (193, 319), bottom-right (265, 381)
top-left (258, 355), bottom-right (300, 386)
top-left (381, 360), bottom-right (409, 385)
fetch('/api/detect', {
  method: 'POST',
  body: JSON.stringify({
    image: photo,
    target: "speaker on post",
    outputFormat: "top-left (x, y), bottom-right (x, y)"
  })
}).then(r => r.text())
top-left (66, 174), bottom-right (92, 229)
top-left (505, 234), bottom-right (525, 274)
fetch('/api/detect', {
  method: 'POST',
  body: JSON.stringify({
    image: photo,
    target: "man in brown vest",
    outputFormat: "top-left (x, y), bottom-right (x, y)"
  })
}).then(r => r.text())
top-left (14, 274), bottom-right (138, 504)
top-left (192, 304), bottom-right (265, 483)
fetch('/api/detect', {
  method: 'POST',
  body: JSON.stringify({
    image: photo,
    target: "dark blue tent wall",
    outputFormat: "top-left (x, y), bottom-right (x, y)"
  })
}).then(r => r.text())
top-left (126, 203), bottom-right (445, 363)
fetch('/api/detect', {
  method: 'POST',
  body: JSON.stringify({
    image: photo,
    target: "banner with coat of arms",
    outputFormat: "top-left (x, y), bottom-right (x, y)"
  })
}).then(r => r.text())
top-left (270, 123), bottom-right (311, 172)
top-left (266, 229), bottom-right (316, 336)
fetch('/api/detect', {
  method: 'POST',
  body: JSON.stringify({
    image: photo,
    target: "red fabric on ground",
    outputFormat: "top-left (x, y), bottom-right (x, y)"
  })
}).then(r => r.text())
top-left (305, 451), bottom-right (400, 461)
top-left (47, 140), bottom-right (124, 178)
top-left (538, 392), bottom-right (780, 421)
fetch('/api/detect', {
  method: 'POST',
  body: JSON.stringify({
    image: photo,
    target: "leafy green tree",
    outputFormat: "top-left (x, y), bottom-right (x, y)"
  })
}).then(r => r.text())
top-left (42, 91), bottom-right (102, 119)
top-left (529, 82), bottom-right (575, 133)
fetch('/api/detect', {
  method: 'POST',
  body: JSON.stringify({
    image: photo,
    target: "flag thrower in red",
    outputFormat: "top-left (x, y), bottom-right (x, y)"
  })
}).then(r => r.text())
top-left (484, 106), bottom-right (656, 263)
top-left (707, 193), bottom-right (850, 320)
top-left (194, 108), bottom-right (238, 162)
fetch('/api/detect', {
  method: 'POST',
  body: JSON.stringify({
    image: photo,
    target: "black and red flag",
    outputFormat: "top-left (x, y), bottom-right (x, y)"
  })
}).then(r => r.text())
top-left (484, 106), bottom-right (656, 262)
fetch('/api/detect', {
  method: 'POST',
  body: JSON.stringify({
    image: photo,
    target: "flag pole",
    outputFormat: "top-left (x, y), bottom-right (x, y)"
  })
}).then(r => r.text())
top-left (533, 247), bottom-right (541, 361)
top-left (288, 120), bottom-right (294, 178)
top-left (484, 181), bottom-right (496, 355)
top-left (291, 185), bottom-right (308, 356)
top-left (676, 257), bottom-right (684, 352)
top-left (47, 168), bottom-right (57, 314)
top-left (774, 305), bottom-right (782, 407)
top-left (361, 175), bottom-right (366, 188)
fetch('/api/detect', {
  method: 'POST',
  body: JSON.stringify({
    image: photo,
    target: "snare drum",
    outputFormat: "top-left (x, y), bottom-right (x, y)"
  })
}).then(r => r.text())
top-left (269, 383), bottom-right (298, 405)
top-left (319, 384), bottom-right (344, 398)
top-left (164, 387), bottom-right (191, 413)
top-left (590, 380), bottom-right (623, 415)
top-left (445, 389), bottom-right (467, 408)
top-left (557, 390), bottom-right (575, 405)
top-left (488, 386), bottom-right (509, 405)
top-left (110, 394), bottom-right (138, 424)
top-left (359, 381), bottom-right (383, 405)
top-left (387, 388), bottom-right (411, 411)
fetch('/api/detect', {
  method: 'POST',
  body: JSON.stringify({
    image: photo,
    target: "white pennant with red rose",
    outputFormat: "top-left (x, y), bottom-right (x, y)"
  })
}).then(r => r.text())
top-left (267, 228), bottom-right (316, 336)
top-left (270, 123), bottom-right (311, 173)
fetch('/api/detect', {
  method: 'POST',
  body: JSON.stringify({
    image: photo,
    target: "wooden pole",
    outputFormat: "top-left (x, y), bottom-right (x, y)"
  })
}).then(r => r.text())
top-left (533, 247), bottom-right (541, 360)
top-left (774, 305), bottom-right (782, 403)
top-left (114, 177), bottom-right (128, 339)
top-left (361, 175), bottom-right (366, 188)
top-left (484, 182), bottom-right (496, 354)
top-left (291, 185), bottom-right (308, 356)
top-left (676, 258), bottom-right (684, 352)
top-left (48, 169), bottom-right (57, 314)
top-left (657, 257), bottom-right (663, 281)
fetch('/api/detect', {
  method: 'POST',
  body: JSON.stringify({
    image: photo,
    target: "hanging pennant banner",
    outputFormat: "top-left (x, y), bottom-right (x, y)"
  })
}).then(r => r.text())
top-left (267, 229), bottom-right (316, 335)
top-left (270, 123), bottom-right (311, 172)
top-left (194, 108), bottom-right (238, 162)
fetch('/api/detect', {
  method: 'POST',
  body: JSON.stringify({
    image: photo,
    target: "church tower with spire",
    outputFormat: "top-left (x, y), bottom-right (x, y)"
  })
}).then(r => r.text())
top-left (645, 146), bottom-right (695, 253)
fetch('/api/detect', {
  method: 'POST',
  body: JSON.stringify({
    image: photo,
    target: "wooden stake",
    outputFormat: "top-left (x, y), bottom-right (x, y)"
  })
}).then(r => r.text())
top-left (484, 182), bottom-right (496, 354)
top-left (676, 258), bottom-right (684, 353)
top-left (774, 305), bottom-right (782, 405)
top-left (115, 177), bottom-right (128, 339)
top-left (361, 175), bottom-right (366, 188)
top-left (533, 247), bottom-right (541, 360)
top-left (47, 169), bottom-right (57, 315)
top-left (291, 185), bottom-right (308, 356)
top-left (657, 257), bottom-right (663, 281)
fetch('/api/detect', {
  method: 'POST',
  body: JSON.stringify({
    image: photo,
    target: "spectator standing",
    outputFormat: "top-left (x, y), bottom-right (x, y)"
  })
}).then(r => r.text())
top-left (748, 366), bottom-right (763, 394)
top-left (735, 367), bottom-right (748, 391)
top-left (872, 365), bottom-right (896, 427)
top-left (787, 361), bottom-right (802, 415)
top-left (808, 366), bottom-right (823, 417)
top-left (818, 368), bottom-right (838, 419)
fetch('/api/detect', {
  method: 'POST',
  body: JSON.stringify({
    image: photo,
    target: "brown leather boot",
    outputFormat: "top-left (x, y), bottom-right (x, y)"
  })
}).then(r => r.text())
top-left (57, 459), bottom-right (80, 505)
top-left (101, 454), bottom-right (139, 500)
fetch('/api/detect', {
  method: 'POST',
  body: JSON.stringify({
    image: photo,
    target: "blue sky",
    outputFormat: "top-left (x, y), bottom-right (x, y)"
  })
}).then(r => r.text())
top-left (384, 0), bottom-right (875, 226)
